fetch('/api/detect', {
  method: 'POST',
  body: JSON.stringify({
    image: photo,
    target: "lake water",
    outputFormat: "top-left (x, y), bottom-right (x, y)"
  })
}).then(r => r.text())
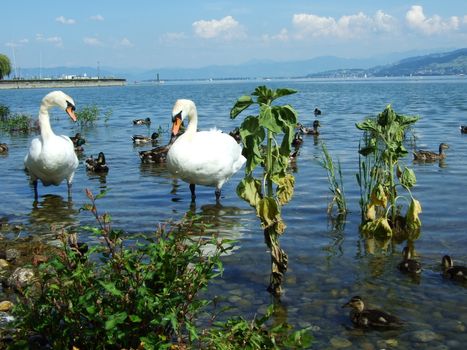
top-left (1, 77), bottom-right (467, 349)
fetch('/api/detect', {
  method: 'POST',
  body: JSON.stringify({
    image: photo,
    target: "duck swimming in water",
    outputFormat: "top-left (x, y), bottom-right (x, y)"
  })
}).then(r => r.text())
top-left (85, 152), bottom-right (109, 173)
top-left (342, 296), bottom-right (403, 329)
top-left (166, 99), bottom-right (246, 202)
top-left (413, 143), bottom-right (449, 161)
top-left (133, 117), bottom-right (151, 125)
top-left (69, 132), bottom-right (86, 152)
top-left (0, 142), bottom-right (8, 153)
top-left (298, 120), bottom-right (321, 135)
top-left (442, 255), bottom-right (467, 282)
top-left (132, 132), bottom-right (159, 144)
top-left (397, 246), bottom-right (422, 274)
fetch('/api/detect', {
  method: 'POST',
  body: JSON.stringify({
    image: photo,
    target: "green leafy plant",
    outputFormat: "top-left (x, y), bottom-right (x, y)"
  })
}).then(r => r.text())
top-left (10, 189), bottom-right (311, 349)
top-left (75, 105), bottom-right (112, 127)
top-left (230, 85), bottom-right (298, 296)
top-left (202, 305), bottom-right (313, 350)
top-left (0, 111), bottom-right (36, 133)
top-left (356, 105), bottom-right (421, 248)
top-left (11, 189), bottom-right (226, 349)
top-left (320, 142), bottom-right (347, 217)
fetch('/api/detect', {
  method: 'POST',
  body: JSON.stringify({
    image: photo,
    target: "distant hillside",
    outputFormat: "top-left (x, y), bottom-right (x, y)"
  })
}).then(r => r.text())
top-left (307, 48), bottom-right (467, 78)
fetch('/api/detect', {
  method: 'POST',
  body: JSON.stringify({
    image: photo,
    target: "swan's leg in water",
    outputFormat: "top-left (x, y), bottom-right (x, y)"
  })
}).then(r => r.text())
top-left (215, 188), bottom-right (221, 202)
top-left (33, 179), bottom-right (38, 200)
top-left (190, 184), bottom-right (196, 201)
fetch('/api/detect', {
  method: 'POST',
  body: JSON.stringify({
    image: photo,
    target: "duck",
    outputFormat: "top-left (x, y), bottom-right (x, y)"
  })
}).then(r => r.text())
top-left (139, 134), bottom-right (178, 164)
top-left (0, 143), bottom-right (8, 153)
top-left (85, 152), bottom-right (109, 173)
top-left (69, 132), bottom-right (86, 152)
top-left (166, 99), bottom-right (246, 202)
top-left (441, 255), bottom-right (467, 282)
top-left (133, 117), bottom-right (151, 125)
top-left (342, 296), bottom-right (403, 329)
top-left (413, 143), bottom-right (449, 161)
top-left (397, 246), bottom-right (422, 274)
top-left (314, 107), bottom-right (322, 116)
top-left (291, 131), bottom-right (303, 148)
top-left (229, 127), bottom-right (241, 143)
top-left (298, 120), bottom-right (321, 135)
top-left (460, 125), bottom-right (467, 134)
top-left (24, 91), bottom-right (79, 200)
top-left (132, 132), bottom-right (159, 144)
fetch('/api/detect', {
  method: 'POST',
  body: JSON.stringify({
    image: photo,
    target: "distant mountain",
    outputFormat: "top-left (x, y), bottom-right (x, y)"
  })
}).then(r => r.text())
top-left (307, 48), bottom-right (467, 78)
top-left (8, 48), bottom-right (464, 81)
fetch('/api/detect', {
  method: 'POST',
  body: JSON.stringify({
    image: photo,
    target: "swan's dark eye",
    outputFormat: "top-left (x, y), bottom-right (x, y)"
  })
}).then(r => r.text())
top-left (66, 100), bottom-right (75, 111)
top-left (172, 111), bottom-right (182, 122)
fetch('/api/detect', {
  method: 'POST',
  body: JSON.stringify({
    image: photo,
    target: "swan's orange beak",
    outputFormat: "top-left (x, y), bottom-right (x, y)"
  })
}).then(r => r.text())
top-left (171, 114), bottom-right (182, 136)
top-left (66, 101), bottom-right (77, 122)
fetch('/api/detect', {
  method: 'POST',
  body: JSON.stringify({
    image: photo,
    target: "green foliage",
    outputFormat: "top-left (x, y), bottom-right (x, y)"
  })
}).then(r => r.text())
top-left (320, 142), bottom-right (347, 217)
top-left (202, 306), bottom-right (313, 350)
top-left (9, 189), bottom-right (311, 349)
top-left (356, 105), bottom-right (421, 249)
top-left (11, 189), bottom-right (225, 349)
top-left (0, 106), bottom-right (36, 133)
top-left (231, 85), bottom-right (298, 295)
top-left (0, 54), bottom-right (12, 80)
top-left (75, 105), bottom-right (112, 127)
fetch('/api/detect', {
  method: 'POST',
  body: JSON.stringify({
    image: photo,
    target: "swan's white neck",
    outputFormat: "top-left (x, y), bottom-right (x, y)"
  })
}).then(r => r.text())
top-left (39, 103), bottom-right (55, 139)
top-left (185, 106), bottom-right (198, 135)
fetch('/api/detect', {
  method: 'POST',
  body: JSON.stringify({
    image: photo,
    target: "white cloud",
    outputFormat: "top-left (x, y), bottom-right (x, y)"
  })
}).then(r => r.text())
top-left (292, 10), bottom-right (396, 39)
top-left (36, 34), bottom-right (63, 47)
top-left (5, 38), bottom-right (29, 48)
top-left (56, 16), bottom-right (76, 25)
top-left (117, 37), bottom-right (133, 47)
top-left (262, 28), bottom-right (289, 42)
top-left (83, 37), bottom-right (102, 46)
top-left (406, 5), bottom-right (460, 35)
top-left (192, 15), bottom-right (245, 39)
top-left (90, 14), bottom-right (105, 21)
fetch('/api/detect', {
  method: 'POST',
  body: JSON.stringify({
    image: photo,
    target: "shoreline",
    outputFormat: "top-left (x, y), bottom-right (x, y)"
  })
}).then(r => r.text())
top-left (0, 78), bottom-right (126, 90)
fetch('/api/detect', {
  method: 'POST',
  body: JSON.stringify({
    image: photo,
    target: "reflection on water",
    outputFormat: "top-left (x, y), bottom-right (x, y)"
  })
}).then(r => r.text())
top-left (29, 194), bottom-right (79, 238)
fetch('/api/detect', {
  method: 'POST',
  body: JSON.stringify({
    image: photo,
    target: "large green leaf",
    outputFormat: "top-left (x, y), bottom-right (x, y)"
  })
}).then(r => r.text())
top-left (237, 177), bottom-right (262, 207)
top-left (273, 88), bottom-right (298, 99)
top-left (105, 311), bottom-right (128, 330)
top-left (400, 167), bottom-right (416, 188)
top-left (230, 95), bottom-right (254, 119)
top-left (259, 105), bottom-right (282, 133)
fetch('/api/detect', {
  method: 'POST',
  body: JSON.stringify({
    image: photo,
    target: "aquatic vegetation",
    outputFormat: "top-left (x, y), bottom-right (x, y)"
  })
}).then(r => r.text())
top-left (230, 85), bottom-right (298, 296)
top-left (0, 104), bottom-right (36, 133)
top-left (320, 142), bottom-right (347, 216)
top-left (75, 104), bottom-right (112, 127)
top-left (356, 105), bottom-right (421, 248)
top-left (9, 189), bottom-right (310, 349)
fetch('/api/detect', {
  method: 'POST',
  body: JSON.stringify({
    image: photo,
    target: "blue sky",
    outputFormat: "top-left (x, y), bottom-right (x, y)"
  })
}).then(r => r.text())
top-left (2, 0), bottom-right (467, 70)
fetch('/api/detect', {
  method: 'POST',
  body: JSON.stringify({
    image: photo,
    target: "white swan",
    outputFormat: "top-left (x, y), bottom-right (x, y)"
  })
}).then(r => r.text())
top-left (167, 99), bottom-right (246, 202)
top-left (24, 91), bottom-right (79, 199)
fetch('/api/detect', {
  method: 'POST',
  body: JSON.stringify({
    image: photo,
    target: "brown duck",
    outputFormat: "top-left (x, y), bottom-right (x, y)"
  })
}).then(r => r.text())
top-left (413, 143), bottom-right (449, 161)
top-left (342, 296), bottom-right (403, 329)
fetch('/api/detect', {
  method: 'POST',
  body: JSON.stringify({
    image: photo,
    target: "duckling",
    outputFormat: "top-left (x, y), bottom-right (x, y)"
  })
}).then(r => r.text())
top-left (342, 296), bottom-right (403, 329)
top-left (291, 132), bottom-right (303, 148)
top-left (69, 133), bottom-right (86, 152)
top-left (397, 246), bottom-right (421, 274)
top-left (132, 132), bottom-right (159, 144)
top-left (460, 125), bottom-right (467, 134)
top-left (314, 107), bottom-right (322, 116)
top-left (133, 117), bottom-right (151, 125)
top-left (413, 143), bottom-right (449, 161)
top-left (298, 120), bottom-right (321, 135)
top-left (442, 255), bottom-right (467, 282)
top-left (0, 143), bottom-right (8, 153)
top-left (85, 152), bottom-right (109, 173)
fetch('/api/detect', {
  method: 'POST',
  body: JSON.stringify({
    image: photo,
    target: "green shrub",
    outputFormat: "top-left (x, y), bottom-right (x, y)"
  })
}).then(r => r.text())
top-left (0, 112), bottom-right (36, 133)
top-left (9, 189), bottom-right (312, 349)
top-left (0, 103), bottom-right (10, 121)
